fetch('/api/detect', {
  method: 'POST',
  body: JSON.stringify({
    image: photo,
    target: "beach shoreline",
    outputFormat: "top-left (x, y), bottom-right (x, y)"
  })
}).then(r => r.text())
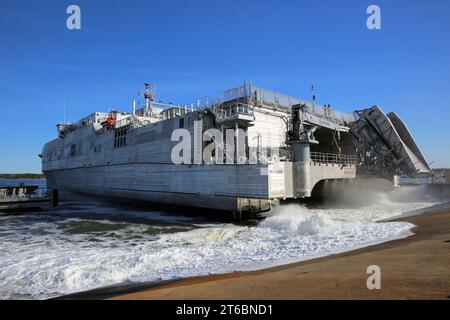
top-left (58, 202), bottom-right (450, 300)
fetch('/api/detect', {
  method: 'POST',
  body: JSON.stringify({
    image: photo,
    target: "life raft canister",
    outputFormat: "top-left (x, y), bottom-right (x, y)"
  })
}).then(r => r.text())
top-left (107, 113), bottom-right (116, 126)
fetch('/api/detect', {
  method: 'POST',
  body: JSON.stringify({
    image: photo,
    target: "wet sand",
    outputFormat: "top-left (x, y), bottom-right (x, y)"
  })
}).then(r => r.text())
top-left (109, 209), bottom-right (450, 300)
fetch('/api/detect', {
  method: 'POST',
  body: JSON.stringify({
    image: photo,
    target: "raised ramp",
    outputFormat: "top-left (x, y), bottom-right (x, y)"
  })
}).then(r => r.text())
top-left (351, 105), bottom-right (431, 177)
top-left (387, 112), bottom-right (431, 173)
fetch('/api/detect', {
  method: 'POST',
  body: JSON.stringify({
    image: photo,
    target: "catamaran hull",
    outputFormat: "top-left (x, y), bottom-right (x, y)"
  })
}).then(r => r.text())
top-left (44, 163), bottom-right (275, 213)
top-left (44, 161), bottom-right (356, 214)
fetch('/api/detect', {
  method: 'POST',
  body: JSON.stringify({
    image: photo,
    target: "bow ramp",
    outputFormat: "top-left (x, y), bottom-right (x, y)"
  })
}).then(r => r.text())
top-left (387, 112), bottom-right (432, 174)
top-left (351, 105), bottom-right (431, 177)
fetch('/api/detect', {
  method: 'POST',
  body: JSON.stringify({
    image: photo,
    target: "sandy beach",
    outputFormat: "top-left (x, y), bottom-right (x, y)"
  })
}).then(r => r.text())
top-left (108, 208), bottom-right (450, 300)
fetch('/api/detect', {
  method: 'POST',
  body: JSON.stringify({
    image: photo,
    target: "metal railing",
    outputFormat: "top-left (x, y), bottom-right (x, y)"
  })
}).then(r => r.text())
top-left (310, 152), bottom-right (358, 165)
top-left (181, 97), bottom-right (214, 111)
top-left (250, 86), bottom-right (356, 124)
top-left (0, 186), bottom-right (50, 201)
top-left (215, 103), bottom-right (255, 122)
top-left (222, 86), bottom-right (247, 102)
top-left (171, 84), bottom-right (356, 126)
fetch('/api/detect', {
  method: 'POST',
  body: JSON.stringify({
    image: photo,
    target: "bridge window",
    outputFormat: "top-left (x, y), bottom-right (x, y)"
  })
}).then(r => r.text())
top-left (70, 144), bottom-right (77, 157)
top-left (114, 129), bottom-right (127, 148)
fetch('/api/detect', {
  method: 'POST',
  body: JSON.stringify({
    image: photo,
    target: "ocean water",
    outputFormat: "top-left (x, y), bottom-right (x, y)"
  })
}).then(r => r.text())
top-left (0, 179), bottom-right (446, 300)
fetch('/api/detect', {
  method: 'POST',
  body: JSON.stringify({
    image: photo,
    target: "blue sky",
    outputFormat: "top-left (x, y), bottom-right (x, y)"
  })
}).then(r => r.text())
top-left (0, 0), bottom-right (449, 173)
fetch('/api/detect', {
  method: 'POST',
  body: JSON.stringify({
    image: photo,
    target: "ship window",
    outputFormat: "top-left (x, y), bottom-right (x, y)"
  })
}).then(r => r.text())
top-left (70, 144), bottom-right (77, 157)
top-left (179, 118), bottom-right (184, 128)
top-left (114, 129), bottom-right (127, 148)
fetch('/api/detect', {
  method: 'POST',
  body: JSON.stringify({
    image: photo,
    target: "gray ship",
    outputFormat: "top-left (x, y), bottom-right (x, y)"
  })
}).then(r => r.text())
top-left (41, 82), bottom-right (431, 215)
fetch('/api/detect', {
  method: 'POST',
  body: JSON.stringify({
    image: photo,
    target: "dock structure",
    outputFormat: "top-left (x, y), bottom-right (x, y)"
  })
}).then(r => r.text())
top-left (0, 185), bottom-right (53, 213)
top-left (0, 185), bottom-right (39, 199)
top-left (41, 82), bottom-right (430, 214)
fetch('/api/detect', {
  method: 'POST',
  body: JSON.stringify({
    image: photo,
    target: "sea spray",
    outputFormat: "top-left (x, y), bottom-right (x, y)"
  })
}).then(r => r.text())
top-left (0, 186), bottom-right (443, 299)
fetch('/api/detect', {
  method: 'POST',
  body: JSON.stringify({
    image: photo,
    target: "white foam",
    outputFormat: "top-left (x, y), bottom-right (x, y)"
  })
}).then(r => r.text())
top-left (0, 187), bottom-right (442, 300)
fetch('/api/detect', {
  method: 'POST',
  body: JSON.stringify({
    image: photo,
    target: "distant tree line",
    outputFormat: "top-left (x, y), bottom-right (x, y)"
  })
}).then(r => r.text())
top-left (0, 173), bottom-right (45, 179)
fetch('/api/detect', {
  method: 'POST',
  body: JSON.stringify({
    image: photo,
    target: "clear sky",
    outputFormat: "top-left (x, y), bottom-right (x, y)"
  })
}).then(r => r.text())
top-left (0, 0), bottom-right (449, 173)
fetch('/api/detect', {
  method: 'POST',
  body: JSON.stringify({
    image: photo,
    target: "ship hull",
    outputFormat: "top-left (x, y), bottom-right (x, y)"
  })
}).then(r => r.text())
top-left (44, 162), bottom-right (275, 213)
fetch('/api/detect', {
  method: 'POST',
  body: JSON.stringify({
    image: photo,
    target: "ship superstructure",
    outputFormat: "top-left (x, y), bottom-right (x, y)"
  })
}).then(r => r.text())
top-left (41, 82), bottom-right (431, 214)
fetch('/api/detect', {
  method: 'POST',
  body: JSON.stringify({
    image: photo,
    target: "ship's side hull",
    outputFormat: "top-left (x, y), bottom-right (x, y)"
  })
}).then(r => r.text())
top-left (44, 162), bottom-right (275, 213)
top-left (44, 160), bottom-right (357, 213)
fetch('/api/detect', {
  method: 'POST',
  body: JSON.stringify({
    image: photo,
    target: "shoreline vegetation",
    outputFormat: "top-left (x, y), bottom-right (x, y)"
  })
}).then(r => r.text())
top-left (0, 173), bottom-right (44, 179)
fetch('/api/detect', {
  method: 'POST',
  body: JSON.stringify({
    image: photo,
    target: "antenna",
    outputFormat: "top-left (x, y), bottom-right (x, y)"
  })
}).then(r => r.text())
top-left (311, 85), bottom-right (315, 113)
top-left (63, 96), bottom-right (67, 124)
top-left (144, 83), bottom-right (155, 115)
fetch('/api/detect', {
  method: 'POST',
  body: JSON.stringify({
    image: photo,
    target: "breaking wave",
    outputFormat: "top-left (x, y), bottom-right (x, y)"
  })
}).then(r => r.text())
top-left (0, 185), bottom-right (445, 299)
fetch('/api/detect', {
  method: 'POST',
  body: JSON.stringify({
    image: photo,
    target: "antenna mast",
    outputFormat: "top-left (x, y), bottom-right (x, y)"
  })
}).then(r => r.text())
top-left (144, 83), bottom-right (155, 115)
top-left (63, 96), bottom-right (67, 124)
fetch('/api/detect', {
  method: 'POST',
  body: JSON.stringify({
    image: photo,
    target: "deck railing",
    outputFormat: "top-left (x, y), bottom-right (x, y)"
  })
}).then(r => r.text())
top-left (310, 152), bottom-right (358, 165)
top-left (249, 86), bottom-right (355, 124)
top-left (0, 186), bottom-right (50, 200)
top-left (215, 103), bottom-right (255, 122)
top-left (167, 84), bottom-right (356, 126)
